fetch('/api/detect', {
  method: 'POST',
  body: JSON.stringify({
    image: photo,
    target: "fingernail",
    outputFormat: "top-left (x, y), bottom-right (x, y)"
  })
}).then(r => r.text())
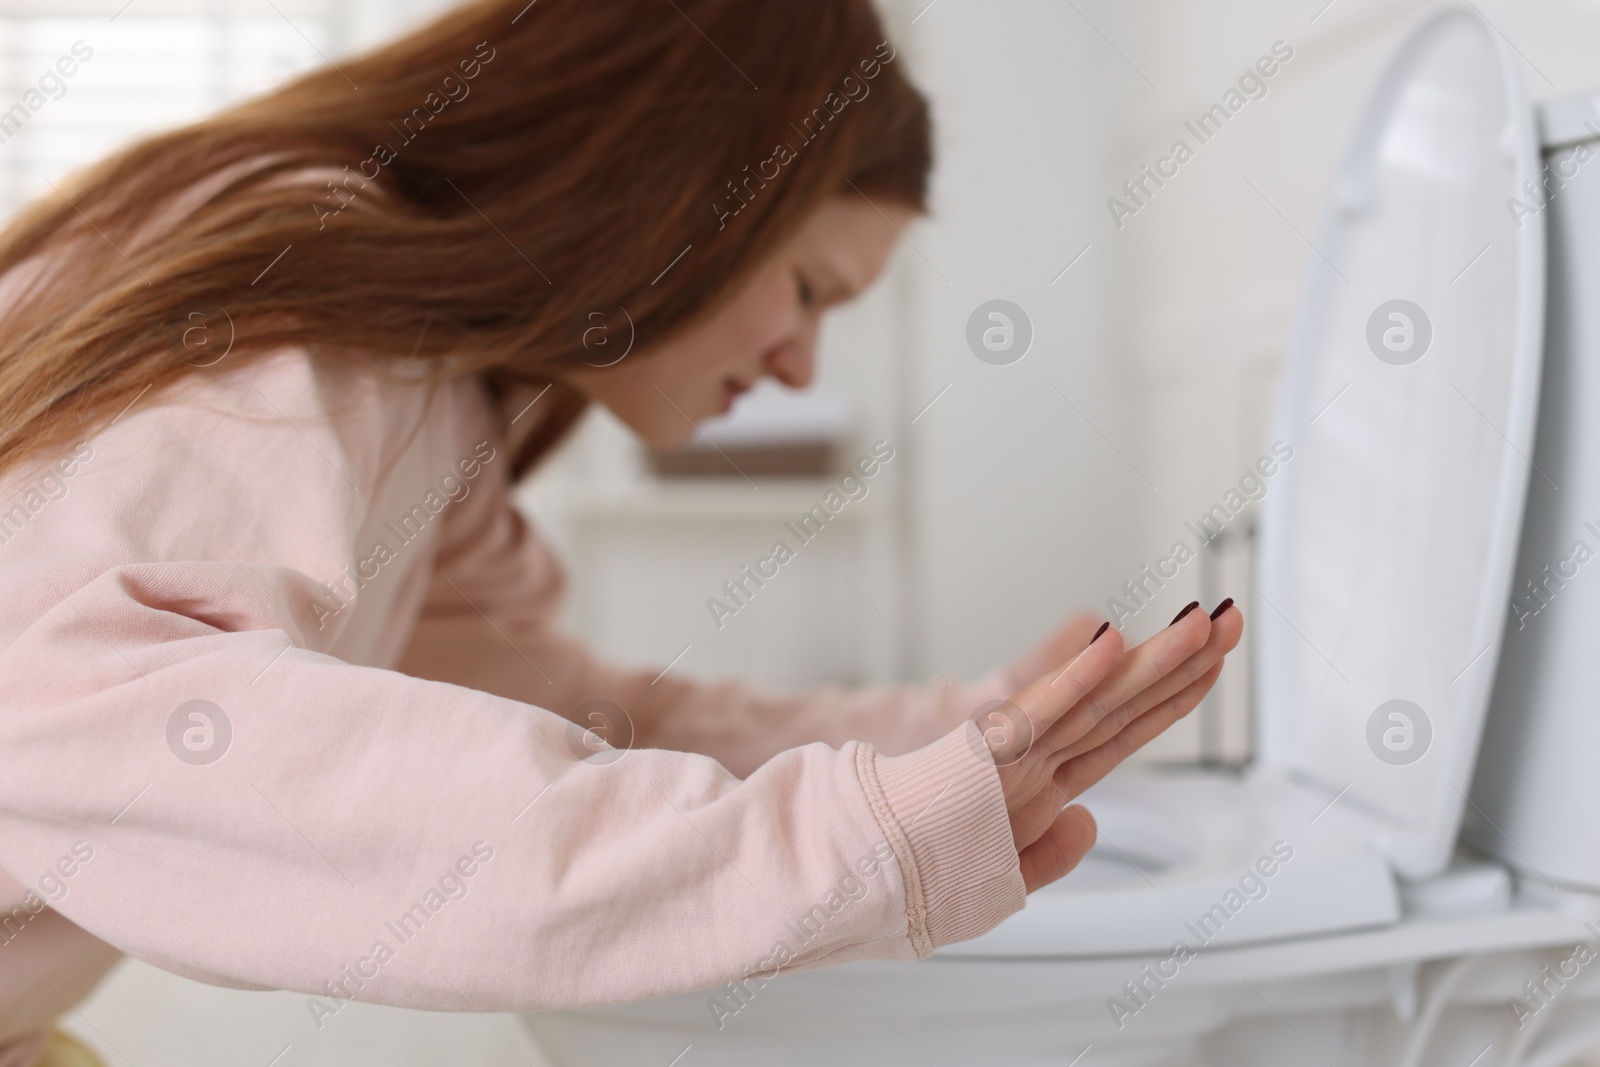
top-left (1209, 597), bottom-right (1234, 621)
top-left (1090, 621), bottom-right (1110, 644)
top-left (1169, 601), bottom-right (1200, 626)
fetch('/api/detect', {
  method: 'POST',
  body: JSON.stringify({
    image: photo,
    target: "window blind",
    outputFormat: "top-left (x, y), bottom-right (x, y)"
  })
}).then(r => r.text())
top-left (0, 1), bottom-right (342, 220)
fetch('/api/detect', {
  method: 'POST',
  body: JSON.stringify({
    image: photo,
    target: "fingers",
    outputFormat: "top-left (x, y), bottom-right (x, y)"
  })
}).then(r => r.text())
top-left (999, 602), bottom-right (1241, 865)
top-left (1013, 658), bottom-right (1221, 858)
top-left (1035, 607), bottom-right (1214, 755)
top-left (992, 629), bottom-right (1122, 806)
top-left (1054, 612), bottom-right (1108, 655)
top-left (1052, 659), bottom-right (1225, 800)
top-left (1002, 623), bottom-right (1125, 751)
top-left (1019, 805), bottom-right (1097, 893)
top-left (1007, 778), bottom-right (1079, 853)
top-left (1054, 604), bottom-right (1242, 761)
top-left (1006, 611), bottom-right (1106, 690)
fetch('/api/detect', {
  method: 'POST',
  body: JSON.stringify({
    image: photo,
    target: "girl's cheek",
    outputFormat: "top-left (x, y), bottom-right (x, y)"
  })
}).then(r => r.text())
top-left (740, 276), bottom-right (804, 351)
top-left (693, 264), bottom-right (799, 371)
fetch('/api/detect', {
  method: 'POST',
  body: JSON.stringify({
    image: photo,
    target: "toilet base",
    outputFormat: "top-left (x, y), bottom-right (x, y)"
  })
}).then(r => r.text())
top-left (523, 940), bottom-right (1600, 1067)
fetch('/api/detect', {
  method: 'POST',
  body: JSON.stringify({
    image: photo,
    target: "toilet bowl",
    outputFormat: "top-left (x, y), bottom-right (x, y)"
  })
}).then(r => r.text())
top-left (524, 8), bottom-right (1600, 1064)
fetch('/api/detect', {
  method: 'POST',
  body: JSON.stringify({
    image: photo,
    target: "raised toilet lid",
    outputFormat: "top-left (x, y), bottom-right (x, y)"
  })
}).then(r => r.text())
top-left (1253, 5), bottom-right (1544, 879)
top-left (941, 7), bottom-right (1545, 962)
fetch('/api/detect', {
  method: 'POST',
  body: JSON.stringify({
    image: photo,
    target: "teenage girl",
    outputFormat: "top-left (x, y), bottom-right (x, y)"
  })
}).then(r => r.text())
top-left (0, 2), bottom-right (1241, 1063)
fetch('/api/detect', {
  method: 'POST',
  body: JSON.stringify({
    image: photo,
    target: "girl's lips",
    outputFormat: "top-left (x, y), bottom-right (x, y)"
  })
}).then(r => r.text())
top-left (719, 380), bottom-right (750, 412)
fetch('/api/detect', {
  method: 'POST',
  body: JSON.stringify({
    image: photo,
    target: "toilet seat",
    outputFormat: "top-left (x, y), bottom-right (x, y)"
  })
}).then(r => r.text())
top-left (941, 769), bottom-right (1400, 958)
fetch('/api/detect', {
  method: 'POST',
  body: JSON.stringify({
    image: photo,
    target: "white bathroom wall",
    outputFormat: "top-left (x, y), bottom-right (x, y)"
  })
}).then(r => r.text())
top-left (891, 0), bottom-right (1131, 684)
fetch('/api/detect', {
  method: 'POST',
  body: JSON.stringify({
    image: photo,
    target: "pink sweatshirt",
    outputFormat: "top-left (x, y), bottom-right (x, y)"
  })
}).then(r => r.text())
top-left (0, 331), bottom-right (1028, 1052)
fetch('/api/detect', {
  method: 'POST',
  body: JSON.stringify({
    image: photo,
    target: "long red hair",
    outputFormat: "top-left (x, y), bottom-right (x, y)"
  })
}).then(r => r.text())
top-left (0, 0), bottom-right (931, 481)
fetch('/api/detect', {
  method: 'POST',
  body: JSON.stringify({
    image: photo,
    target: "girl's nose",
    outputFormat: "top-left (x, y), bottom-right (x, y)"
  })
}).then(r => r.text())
top-left (765, 337), bottom-right (815, 389)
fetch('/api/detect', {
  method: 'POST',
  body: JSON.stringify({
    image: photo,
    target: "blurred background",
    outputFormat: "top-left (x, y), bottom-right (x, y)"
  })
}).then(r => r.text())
top-left (6, 0), bottom-right (1600, 1063)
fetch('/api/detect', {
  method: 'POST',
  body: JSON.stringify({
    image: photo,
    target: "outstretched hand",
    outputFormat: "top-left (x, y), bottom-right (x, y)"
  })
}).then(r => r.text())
top-left (977, 602), bottom-right (1243, 892)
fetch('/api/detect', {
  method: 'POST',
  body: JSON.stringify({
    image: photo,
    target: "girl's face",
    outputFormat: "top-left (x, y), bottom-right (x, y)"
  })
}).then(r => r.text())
top-left (562, 196), bottom-right (914, 449)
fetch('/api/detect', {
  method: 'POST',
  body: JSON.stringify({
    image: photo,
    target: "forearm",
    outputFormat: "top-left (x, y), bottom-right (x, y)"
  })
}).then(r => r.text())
top-left (398, 612), bottom-right (1012, 775)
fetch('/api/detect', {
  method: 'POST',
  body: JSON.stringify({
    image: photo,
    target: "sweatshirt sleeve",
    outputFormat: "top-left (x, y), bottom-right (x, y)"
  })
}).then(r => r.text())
top-left (394, 455), bottom-right (1017, 779)
top-left (0, 351), bottom-right (1026, 1014)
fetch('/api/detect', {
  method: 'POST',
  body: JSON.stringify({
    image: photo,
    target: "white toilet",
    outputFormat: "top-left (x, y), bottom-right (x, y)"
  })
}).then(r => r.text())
top-left (524, 8), bottom-right (1600, 1064)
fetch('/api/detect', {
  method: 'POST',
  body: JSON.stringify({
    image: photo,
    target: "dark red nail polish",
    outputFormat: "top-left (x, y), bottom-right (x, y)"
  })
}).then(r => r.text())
top-left (1090, 621), bottom-right (1110, 644)
top-left (1169, 601), bottom-right (1200, 626)
top-left (1209, 597), bottom-right (1234, 621)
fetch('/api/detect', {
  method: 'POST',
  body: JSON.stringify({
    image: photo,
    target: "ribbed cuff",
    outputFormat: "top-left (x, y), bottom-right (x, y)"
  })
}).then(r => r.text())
top-left (854, 722), bottom-right (1026, 957)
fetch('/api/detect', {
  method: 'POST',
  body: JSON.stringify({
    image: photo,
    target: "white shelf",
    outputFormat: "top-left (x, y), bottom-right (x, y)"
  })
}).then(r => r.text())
top-left (521, 477), bottom-right (880, 524)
